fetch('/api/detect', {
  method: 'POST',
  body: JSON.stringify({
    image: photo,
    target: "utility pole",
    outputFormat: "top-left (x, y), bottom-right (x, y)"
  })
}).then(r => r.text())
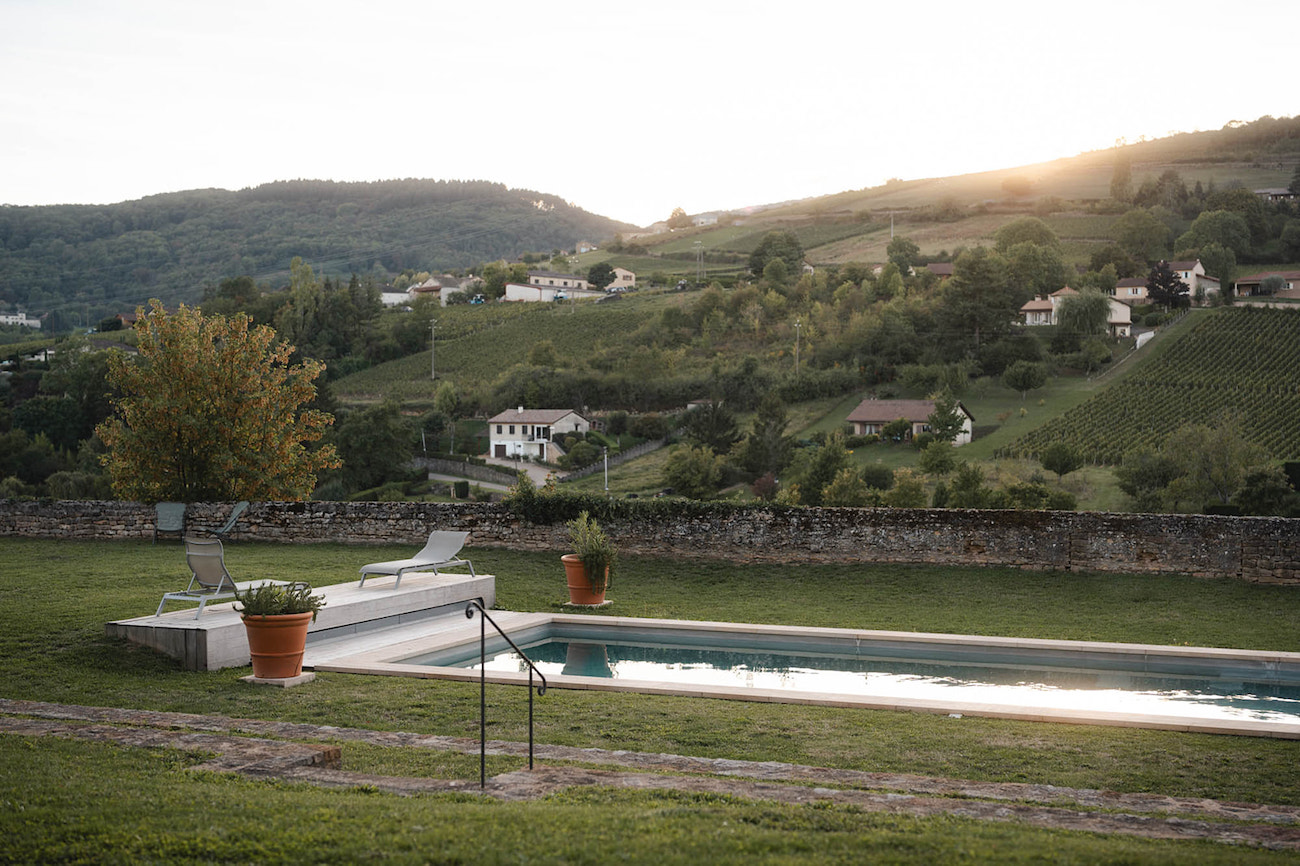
top-left (603, 447), bottom-right (609, 494)
top-left (430, 319), bottom-right (437, 380)
top-left (694, 241), bottom-right (704, 284)
top-left (794, 319), bottom-right (801, 376)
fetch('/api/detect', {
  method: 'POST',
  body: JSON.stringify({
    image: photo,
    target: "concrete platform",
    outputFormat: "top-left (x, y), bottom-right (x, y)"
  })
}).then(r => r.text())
top-left (106, 572), bottom-right (494, 671)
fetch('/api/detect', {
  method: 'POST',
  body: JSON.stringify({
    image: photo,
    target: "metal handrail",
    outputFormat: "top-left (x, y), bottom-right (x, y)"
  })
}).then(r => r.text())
top-left (464, 600), bottom-right (547, 789)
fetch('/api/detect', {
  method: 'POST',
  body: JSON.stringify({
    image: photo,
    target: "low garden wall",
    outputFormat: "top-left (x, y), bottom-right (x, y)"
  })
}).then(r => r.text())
top-left (2, 500), bottom-right (1298, 585)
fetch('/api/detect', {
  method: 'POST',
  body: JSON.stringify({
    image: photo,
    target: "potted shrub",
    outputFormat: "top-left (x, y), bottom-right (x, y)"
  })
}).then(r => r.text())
top-left (561, 510), bottom-right (615, 605)
top-left (234, 581), bottom-right (326, 679)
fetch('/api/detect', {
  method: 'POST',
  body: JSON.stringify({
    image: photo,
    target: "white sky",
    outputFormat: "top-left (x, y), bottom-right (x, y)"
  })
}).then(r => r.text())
top-left (2, 0), bottom-right (1297, 228)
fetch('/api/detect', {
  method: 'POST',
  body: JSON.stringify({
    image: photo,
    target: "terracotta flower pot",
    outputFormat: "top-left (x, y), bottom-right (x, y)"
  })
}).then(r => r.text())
top-left (242, 611), bottom-right (314, 678)
top-left (562, 553), bottom-right (607, 605)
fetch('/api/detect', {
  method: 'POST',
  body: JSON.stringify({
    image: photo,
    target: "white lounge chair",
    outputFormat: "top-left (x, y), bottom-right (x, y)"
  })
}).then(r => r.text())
top-left (359, 530), bottom-right (475, 589)
top-left (156, 537), bottom-right (286, 618)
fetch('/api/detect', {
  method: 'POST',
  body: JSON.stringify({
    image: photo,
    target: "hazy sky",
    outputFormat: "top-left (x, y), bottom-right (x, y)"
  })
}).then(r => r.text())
top-left (2, 0), bottom-right (1296, 227)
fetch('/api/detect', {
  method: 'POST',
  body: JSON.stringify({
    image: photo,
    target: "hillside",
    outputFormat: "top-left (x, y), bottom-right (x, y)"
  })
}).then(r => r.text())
top-left (1002, 307), bottom-right (1300, 463)
top-left (583, 115), bottom-right (1300, 281)
top-left (0, 179), bottom-right (633, 328)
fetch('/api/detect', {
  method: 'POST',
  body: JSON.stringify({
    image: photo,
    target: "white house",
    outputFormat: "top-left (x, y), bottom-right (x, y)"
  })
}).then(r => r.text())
top-left (1167, 259), bottom-right (1219, 298)
top-left (504, 282), bottom-right (604, 302)
top-left (1113, 260), bottom-right (1217, 305)
top-left (0, 311), bottom-right (40, 329)
top-left (526, 271), bottom-right (589, 291)
top-left (487, 407), bottom-right (589, 461)
top-left (846, 398), bottom-right (974, 446)
top-left (1019, 287), bottom-right (1131, 337)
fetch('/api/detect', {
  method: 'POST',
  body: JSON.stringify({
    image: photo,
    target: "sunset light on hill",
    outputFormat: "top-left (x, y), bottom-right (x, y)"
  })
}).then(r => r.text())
top-left (2, 0), bottom-right (1296, 226)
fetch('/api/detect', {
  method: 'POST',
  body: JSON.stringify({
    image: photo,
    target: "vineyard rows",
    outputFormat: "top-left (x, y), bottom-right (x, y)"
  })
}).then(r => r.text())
top-left (1002, 307), bottom-right (1300, 463)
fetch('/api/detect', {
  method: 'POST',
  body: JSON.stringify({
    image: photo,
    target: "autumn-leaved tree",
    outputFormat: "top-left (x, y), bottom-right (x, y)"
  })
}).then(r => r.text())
top-left (97, 300), bottom-right (339, 503)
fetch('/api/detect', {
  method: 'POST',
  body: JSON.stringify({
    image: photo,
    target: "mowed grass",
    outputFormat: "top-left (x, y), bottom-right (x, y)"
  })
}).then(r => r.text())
top-left (10, 739), bottom-right (1294, 866)
top-left (2, 538), bottom-right (1300, 862)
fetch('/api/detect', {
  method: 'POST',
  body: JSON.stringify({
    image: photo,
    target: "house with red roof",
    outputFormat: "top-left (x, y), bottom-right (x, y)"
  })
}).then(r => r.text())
top-left (846, 398), bottom-right (974, 446)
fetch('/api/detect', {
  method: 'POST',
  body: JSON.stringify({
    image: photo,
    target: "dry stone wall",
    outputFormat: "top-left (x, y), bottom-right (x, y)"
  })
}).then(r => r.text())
top-left (1, 500), bottom-right (1297, 584)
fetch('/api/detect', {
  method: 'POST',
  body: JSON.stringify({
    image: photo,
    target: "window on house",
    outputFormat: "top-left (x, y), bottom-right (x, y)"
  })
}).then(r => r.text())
top-left (496, 425), bottom-right (502, 434)
top-left (509, 425), bottom-right (515, 435)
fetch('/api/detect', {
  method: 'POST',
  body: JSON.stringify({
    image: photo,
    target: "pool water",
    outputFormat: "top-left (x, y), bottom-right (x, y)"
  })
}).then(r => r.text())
top-left (423, 624), bottom-right (1300, 725)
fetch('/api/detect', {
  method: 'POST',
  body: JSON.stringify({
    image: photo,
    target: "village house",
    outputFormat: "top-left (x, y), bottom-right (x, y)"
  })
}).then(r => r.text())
top-left (1113, 261), bottom-right (1218, 306)
top-left (1167, 260), bottom-right (1219, 298)
top-left (527, 271), bottom-right (589, 291)
top-left (924, 262), bottom-right (954, 281)
top-left (487, 407), bottom-right (589, 461)
top-left (504, 282), bottom-right (604, 302)
top-left (504, 269), bottom-right (612, 302)
top-left (1234, 270), bottom-right (1300, 297)
top-left (1019, 287), bottom-right (1132, 337)
top-left (0, 311), bottom-right (41, 329)
top-left (382, 275), bottom-right (475, 308)
top-left (1114, 277), bottom-right (1148, 303)
top-left (1253, 188), bottom-right (1298, 203)
top-left (846, 398), bottom-right (974, 446)
top-left (610, 267), bottom-right (636, 291)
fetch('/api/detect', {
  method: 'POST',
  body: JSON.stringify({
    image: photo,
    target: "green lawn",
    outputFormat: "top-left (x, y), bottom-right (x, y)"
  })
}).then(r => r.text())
top-left (6, 539), bottom-right (1296, 861)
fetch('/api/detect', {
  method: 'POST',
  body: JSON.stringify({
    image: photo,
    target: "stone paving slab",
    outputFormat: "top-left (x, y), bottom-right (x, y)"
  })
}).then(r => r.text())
top-left (3, 699), bottom-right (1299, 850)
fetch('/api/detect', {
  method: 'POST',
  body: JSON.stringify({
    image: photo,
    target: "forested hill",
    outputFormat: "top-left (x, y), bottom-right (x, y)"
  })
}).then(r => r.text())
top-left (0, 179), bottom-right (634, 326)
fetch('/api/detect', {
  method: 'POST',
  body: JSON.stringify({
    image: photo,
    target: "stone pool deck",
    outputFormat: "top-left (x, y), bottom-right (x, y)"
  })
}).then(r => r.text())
top-left (106, 571), bottom-right (494, 671)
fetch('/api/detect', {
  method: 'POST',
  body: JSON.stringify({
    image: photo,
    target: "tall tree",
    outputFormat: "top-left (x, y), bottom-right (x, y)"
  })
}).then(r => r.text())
top-left (993, 217), bottom-right (1059, 252)
top-left (1164, 417), bottom-right (1270, 508)
top-left (330, 402), bottom-right (414, 492)
top-left (1040, 442), bottom-right (1083, 479)
top-left (939, 246), bottom-right (1019, 352)
top-left (682, 400), bottom-right (740, 454)
top-left (1055, 289), bottom-right (1111, 339)
top-left (886, 235), bottom-right (921, 274)
top-left (1003, 241), bottom-right (1069, 296)
top-left (1003, 360), bottom-right (1048, 400)
top-left (925, 391), bottom-right (966, 443)
top-left (734, 394), bottom-right (793, 477)
top-left (587, 261), bottom-right (616, 290)
top-left (97, 301), bottom-right (339, 503)
top-left (747, 231), bottom-right (804, 278)
top-left (1174, 210), bottom-right (1251, 258)
top-left (1113, 209), bottom-right (1170, 261)
top-left (1145, 261), bottom-right (1190, 309)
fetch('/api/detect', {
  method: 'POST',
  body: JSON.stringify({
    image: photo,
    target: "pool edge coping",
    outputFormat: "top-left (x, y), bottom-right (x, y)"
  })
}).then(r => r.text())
top-left (312, 612), bottom-right (1300, 740)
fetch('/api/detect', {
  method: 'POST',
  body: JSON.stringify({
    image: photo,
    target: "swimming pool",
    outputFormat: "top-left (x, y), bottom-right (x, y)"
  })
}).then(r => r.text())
top-left (315, 613), bottom-right (1300, 738)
